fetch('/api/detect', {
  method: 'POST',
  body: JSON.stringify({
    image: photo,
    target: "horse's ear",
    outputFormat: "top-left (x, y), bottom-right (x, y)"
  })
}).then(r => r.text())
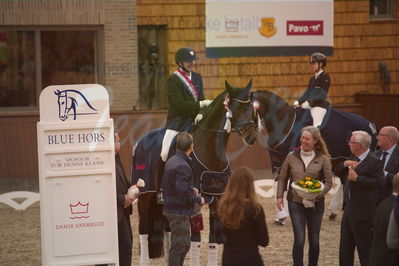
top-left (246, 79), bottom-right (253, 90)
top-left (225, 80), bottom-right (232, 94)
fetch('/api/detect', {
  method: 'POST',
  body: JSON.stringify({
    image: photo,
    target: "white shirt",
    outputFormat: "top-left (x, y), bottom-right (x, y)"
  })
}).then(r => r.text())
top-left (315, 69), bottom-right (324, 79)
top-left (179, 67), bottom-right (191, 80)
top-left (381, 144), bottom-right (397, 176)
top-left (357, 149), bottom-right (370, 163)
top-left (300, 149), bottom-right (315, 169)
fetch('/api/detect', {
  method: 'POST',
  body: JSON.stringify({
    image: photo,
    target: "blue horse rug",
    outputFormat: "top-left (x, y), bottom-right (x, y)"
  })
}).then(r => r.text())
top-left (268, 106), bottom-right (377, 173)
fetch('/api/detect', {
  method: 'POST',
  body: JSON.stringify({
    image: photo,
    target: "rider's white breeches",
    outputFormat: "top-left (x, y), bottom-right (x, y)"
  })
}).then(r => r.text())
top-left (311, 107), bottom-right (327, 128)
top-left (161, 129), bottom-right (179, 162)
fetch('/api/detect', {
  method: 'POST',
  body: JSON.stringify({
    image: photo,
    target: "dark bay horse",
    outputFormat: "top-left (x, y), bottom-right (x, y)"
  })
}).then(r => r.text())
top-left (131, 80), bottom-right (258, 265)
top-left (250, 90), bottom-right (378, 173)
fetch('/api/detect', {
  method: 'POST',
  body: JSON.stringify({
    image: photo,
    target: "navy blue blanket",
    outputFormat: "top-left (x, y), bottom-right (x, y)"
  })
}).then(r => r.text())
top-left (269, 106), bottom-right (377, 173)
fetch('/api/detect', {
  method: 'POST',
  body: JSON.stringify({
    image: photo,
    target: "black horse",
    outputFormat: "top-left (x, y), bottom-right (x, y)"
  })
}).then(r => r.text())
top-left (132, 80), bottom-right (258, 265)
top-left (250, 90), bottom-right (378, 173)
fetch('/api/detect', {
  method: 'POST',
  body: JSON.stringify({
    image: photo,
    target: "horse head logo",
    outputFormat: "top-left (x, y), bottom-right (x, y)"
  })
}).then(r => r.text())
top-left (54, 89), bottom-right (98, 121)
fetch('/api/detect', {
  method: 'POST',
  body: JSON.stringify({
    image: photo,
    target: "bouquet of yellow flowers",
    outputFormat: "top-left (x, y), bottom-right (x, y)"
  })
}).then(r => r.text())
top-left (291, 177), bottom-right (324, 208)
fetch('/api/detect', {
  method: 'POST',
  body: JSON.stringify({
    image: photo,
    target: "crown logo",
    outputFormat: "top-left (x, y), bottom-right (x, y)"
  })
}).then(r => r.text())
top-left (69, 201), bottom-right (90, 219)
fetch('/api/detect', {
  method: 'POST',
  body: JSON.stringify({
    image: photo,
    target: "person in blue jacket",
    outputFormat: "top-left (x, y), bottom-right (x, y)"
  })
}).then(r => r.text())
top-left (162, 132), bottom-right (205, 266)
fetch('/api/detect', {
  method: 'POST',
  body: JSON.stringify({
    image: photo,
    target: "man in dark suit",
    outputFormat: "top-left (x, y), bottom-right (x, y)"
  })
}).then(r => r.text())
top-left (160, 47), bottom-right (212, 162)
top-left (114, 133), bottom-right (134, 266)
top-left (335, 130), bottom-right (385, 266)
top-left (375, 126), bottom-right (399, 202)
top-left (369, 173), bottom-right (399, 265)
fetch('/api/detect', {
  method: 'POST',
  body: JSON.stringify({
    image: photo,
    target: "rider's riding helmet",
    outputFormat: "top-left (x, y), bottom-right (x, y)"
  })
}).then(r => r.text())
top-left (175, 47), bottom-right (199, 65)
top-left (310, 52), bottom-right (327, 68)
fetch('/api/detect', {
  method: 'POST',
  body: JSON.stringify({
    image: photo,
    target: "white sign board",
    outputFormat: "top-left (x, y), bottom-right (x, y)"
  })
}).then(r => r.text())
top-left (206, 0), bottom-right (333, 57)
top-left (37, 84), bottom-right (119, 265)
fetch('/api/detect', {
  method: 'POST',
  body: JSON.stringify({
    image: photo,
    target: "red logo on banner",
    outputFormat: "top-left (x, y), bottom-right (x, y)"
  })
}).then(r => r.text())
top-left (286, 21), bottom-right (323, 35)
top-left (69, 201), bottom-right (89, 219)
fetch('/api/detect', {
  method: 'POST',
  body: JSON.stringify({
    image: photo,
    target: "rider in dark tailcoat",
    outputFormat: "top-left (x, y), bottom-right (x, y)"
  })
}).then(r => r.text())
top-left (161, 47), bottom-right (211, 162)
top-left (295, 52), bottom-right (331, 128)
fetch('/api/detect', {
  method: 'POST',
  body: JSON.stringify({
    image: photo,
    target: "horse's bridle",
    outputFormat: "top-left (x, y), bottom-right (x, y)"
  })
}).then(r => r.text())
top-left (229, 97), bottom-right (257, 136)
top-left (195, 96), bottom-right (256, 136)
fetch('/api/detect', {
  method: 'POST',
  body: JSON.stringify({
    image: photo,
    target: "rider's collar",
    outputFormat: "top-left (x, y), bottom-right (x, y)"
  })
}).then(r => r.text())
top-left (314, 69), bottom-right (323, 78)
top-left (179, 67), bottom-right (191, 79)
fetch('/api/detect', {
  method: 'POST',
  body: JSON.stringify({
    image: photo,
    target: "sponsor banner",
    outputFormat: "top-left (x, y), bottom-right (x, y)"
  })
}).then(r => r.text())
top-left (286, 21), bottom-right (323, 36)
top-left (37, 84), bottom-right (118, 265)
top-left (206, 0), bottom-right (333, 57)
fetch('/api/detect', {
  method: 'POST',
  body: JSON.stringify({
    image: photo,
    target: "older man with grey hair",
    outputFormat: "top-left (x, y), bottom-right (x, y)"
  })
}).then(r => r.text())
top-left (375, 126), bottom-right (399, 202)
top-left (334, 130), bottom-right (385, 266)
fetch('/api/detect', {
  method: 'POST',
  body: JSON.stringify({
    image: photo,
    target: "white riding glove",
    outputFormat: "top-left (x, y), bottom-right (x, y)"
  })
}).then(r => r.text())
top-left (199, 99), bottom-right (212, 108)
top-left (293, 101), bottom-right (299, 108)
top-left (301, 101), bottom-right (310, 109)
top-left (194, 114), bottom-right (203, 124)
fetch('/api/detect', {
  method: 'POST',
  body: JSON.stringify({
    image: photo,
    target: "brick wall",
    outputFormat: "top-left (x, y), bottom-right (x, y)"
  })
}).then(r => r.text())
top-left (137, 0), bottom-right (399, 104)
top-left (103, 0), bottom-right (139, 111)
top-left (0, 0), bottom-right (139, 111)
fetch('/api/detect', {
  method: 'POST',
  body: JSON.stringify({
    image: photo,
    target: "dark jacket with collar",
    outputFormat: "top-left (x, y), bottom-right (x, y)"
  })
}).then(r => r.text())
top-left (116, 154), bottom-right (132, 221)
top-left (369, 195), bottom-right (399, 266)
top-left (165, 71), bottom-right (205, 131)
top-left (298, 71), bottom-right (330, 108)
top-left (276, 149), bottom-right (333, 204)
top-left (375, 145), bottom-right (399, 202)
top-left (161, 150), bottom-right (201, 215)
top-left (335, 152), bottom-right (385, 220)
top-left (115, 153), bottom-right (133, 266)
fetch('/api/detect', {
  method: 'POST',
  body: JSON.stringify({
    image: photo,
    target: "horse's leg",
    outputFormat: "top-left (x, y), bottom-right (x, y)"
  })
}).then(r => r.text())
top-left (207, 198), bottom-right (223, 266)
top-left (190, 223), bottom-right (202, 266)
top-left (138, 193), bottom-right (152, 266)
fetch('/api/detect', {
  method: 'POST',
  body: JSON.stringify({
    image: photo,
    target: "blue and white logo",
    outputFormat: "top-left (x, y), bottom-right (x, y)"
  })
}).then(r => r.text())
top-left (54, 89), bottom-right (98, 121)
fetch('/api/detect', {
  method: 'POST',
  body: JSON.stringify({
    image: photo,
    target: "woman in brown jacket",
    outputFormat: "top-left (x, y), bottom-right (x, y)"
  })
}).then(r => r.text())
top-left (276, 126), bottom-right (333, 266)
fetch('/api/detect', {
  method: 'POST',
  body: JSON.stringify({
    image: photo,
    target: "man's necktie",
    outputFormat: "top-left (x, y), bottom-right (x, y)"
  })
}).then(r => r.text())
top-left (381, 151), bottom-right (388, 169)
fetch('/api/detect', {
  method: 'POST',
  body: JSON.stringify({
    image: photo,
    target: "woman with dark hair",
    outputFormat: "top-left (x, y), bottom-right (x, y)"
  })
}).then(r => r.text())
top-left (276, 126), bottom-right (333, 266)
top-left (218, 166), bottom-right (269, 266)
